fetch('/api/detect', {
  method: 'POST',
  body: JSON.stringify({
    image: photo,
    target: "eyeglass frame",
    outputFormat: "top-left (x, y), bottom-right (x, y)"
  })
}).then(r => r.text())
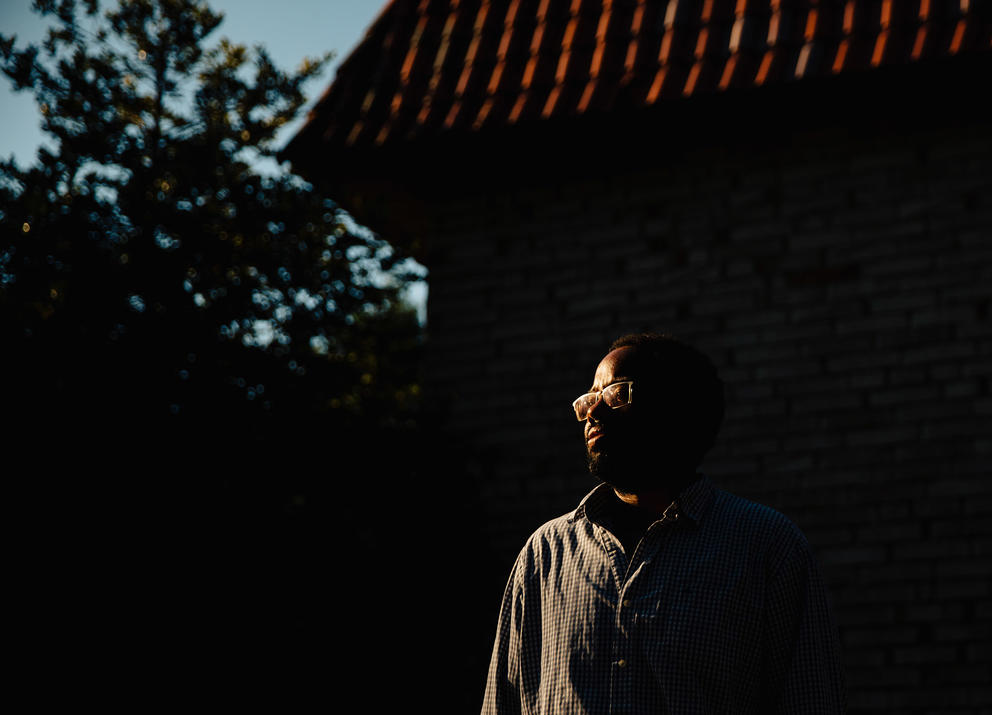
top-left (571, 380), bottom-right (634, 421)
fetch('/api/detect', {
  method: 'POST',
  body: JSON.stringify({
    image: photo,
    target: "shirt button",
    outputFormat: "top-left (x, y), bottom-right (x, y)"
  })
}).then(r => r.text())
top-left (617, 659), bottom-right (627, 668)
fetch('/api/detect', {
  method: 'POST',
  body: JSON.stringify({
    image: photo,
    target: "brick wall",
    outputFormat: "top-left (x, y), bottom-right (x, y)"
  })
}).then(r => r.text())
top-left (420, 109), bottom-right (991, 710)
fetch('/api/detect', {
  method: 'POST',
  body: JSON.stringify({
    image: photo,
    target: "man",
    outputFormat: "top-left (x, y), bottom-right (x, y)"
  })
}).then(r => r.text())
top-left (482, 333), bottom-right (845, 714)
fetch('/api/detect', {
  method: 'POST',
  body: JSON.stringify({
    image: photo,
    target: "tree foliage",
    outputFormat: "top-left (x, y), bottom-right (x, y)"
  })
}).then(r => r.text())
top-left (1, 0), bottom-right (423, 465)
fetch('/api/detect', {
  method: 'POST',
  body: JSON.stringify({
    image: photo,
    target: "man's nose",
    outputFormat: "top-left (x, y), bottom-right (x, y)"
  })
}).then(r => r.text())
top-left (587, 393), bottom-right (608, 421)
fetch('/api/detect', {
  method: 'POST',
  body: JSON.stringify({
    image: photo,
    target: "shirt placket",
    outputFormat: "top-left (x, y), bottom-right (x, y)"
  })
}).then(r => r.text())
top-left (607, 505), bottom-right (680, 715)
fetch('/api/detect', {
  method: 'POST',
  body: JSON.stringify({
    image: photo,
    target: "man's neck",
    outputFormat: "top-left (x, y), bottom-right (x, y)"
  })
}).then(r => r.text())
top-left (612, 472), bottom-right (697, 513)
top-left (612, 487), bottom-right (674, 514)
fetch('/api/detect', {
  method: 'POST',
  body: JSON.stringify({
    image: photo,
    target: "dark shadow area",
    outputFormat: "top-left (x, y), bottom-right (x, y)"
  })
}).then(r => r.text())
top-left (9, 341), bottom-right (500, 710)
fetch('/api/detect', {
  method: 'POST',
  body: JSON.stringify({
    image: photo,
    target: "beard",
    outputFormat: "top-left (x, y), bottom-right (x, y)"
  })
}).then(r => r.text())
top-left (586, 434), bottom-right (698, 495)
top-left (586, 447), bottom-right (663, 494)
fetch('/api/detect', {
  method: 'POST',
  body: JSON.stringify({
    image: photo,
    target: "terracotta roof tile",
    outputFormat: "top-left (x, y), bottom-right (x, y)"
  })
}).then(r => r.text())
top-left (283, 0), bottom-right (992, 158)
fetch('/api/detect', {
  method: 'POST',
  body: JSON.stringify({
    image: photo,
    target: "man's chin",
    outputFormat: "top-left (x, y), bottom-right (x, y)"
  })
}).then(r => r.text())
top-left (586, 450), bottom-right (655, 493)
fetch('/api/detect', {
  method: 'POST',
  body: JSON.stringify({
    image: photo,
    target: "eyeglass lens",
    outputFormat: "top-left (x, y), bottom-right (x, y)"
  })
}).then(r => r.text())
top-left (573, 382), bottom-right (631, 420)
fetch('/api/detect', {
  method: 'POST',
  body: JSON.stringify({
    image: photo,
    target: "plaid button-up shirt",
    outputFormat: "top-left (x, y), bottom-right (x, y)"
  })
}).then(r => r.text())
top-left (482, 477), bottom-right (845, 714)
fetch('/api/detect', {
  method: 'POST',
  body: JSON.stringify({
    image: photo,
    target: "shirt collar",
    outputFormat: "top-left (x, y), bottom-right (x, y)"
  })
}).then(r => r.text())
top-left (568, 474), bottom-right (716, 526)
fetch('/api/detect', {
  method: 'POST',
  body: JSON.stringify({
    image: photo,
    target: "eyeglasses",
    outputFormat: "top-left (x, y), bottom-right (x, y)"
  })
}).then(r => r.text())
top-left (572, 381), bottom-right (633, 421)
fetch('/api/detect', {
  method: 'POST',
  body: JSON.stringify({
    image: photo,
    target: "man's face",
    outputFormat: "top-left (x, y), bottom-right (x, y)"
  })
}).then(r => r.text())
top-left (583, 346), bottom-right (667, 491)
top-left (582, 345), bottom-right (695, 492)
top-left (582, 341), bottom-right (715, 494)
top-left (583, 346), bottom-right (640, 460)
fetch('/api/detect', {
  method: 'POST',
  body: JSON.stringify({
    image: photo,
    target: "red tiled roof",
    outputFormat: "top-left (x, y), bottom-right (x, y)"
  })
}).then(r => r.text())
top-left (283, 0), bottom-right (991, 159)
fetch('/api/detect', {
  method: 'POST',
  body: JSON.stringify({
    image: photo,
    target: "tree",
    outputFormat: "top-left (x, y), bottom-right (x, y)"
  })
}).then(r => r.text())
top-left (1, 2), bottom-right (427, 694)
top-left (1, 0), bottom-right (423, 469)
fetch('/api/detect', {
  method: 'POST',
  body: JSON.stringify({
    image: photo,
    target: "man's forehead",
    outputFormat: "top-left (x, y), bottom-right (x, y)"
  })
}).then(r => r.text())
top-left (593, 346), bottom-right (638, 385)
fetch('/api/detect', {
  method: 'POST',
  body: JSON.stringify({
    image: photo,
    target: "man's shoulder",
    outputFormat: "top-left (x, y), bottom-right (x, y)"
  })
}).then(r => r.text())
top-left (708, 485), bottom-right (813, 553)
top-left (711, 487), bottom-right (798, 524)
top-left (502, 509), bottom-right (588, 582)
top-left (510, 500), bottom-right (594, 560)
top-left (525, 509), bottom-right (585, 546)
top-left (519, 484), bottom-right (609, 543)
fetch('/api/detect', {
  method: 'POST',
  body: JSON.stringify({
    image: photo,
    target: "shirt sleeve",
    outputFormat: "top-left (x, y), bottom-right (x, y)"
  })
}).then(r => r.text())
top-left (481, 546), bottom-right (537, 715)
top-left (765, 536), bottom-right (847, 714)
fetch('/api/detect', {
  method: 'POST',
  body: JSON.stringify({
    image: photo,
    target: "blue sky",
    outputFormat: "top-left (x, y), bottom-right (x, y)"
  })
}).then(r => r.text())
top-left (1, 0), bottom-right (387, 167)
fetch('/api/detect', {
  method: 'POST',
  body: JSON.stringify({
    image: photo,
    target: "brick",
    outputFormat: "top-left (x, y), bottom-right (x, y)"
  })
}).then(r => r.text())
top-left (732, 383), bottom-right (775, 400)
top-left (923, 419), bottom-right (992, 440)
top-left (975, 399), bottom-right (992, 416)
top-left (962, 359), bottom-right (992, 379)
top-left (729, 439), bottom-right (780, 457)
top-left (976, 601), bottom-right (992, 620)
top-left (759, 321), bottom-right (838, 345)
top-left (930, 580), bottom-right (990, 600)
top-left (855, 561), bottom-right (933, 585)
top-left (902, 603), bottom-right (946, 623)
top-left (887, 367), bottom-right (928, 385)
top-left (564, 293), bottom-right (621, 317)
top-left (963, 494), bottom-right (992, 516)
top-left (856, 521), bottom-right (923, 543)
top-left (802, 524), bottom-right (855, 547)
top-left (872, 291), bottom-right (938, 313)
top-left (892, 400), bottom-right (976, 426)
top-left (892, 645), bottom-right (958, 665)
top-left (865, 254), bottom-right (935, 279)
top-left (934, 622), bottom-right (990, 643)
top-left (835, 312), bottom-right (909, 335)
top-left (842, 648), bottom-right (887, 667)
top-left (783, 373), bottom-right (851, 395)
top-left (936, 244), bottom-right (992, 271)
top-left (903, 342), bottom-right (976, 365)
top-left (868, 385), bottom-right (941, 406)
top-left (790, 392), bottom-right (864, 414)
top-left (821, 545), bottom-right (887, 566)
top-left (931, 514), bottom-right (992, 537)
top-left (913, 497), bottom-right (965, 519)
top-left (846, 690), bottom-right (892, 710)
top-left (936, 558), bottom-right (992, 580)
top-left (849, 371), bottom-right (886, 389)
top-left (727, 223), bottom-right (791, 248)
top-left (778, 466), bottom-right (839, 488)
top-left (788, 228), bottom-right (852, 252)
top-left (734, 341), bottom-right (804, 365)
top-left (690, 290), bottom-right (756, 316)
top-left (826, 350), bottom-right (898, 373)
top-left (846, 665), bottom-right (920, 688)
top-left (843, 624), bottom-right (920, 647)
top-left (912, 304), bottom-right (979, 329)
top-left (892, 539), bottom-right (973, 562)
top-left (965, 642), bottom-right (991, 662)
top-left (782, 432), bottom-right (846, 451)
top-left (878, 501), bottom-right (914, 519)
top-left (930, 663), bottom-right (992, 687)
top-left (847, 426), bottom-right (919, 446)
top-left (929, 364), bottom-right (962, 380)
top-left (753, 361), bottom-right (822, 380)
top-left (942, 279), bottom-right (992, 303)
top-left (886, 688), bottom-right (972, 709)
top-left (943, 380), bottom-right (980, 398)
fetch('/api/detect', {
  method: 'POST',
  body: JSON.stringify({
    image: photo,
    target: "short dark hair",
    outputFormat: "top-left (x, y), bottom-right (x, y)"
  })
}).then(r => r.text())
top-left (610, 332), bottom-right (725, 464)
